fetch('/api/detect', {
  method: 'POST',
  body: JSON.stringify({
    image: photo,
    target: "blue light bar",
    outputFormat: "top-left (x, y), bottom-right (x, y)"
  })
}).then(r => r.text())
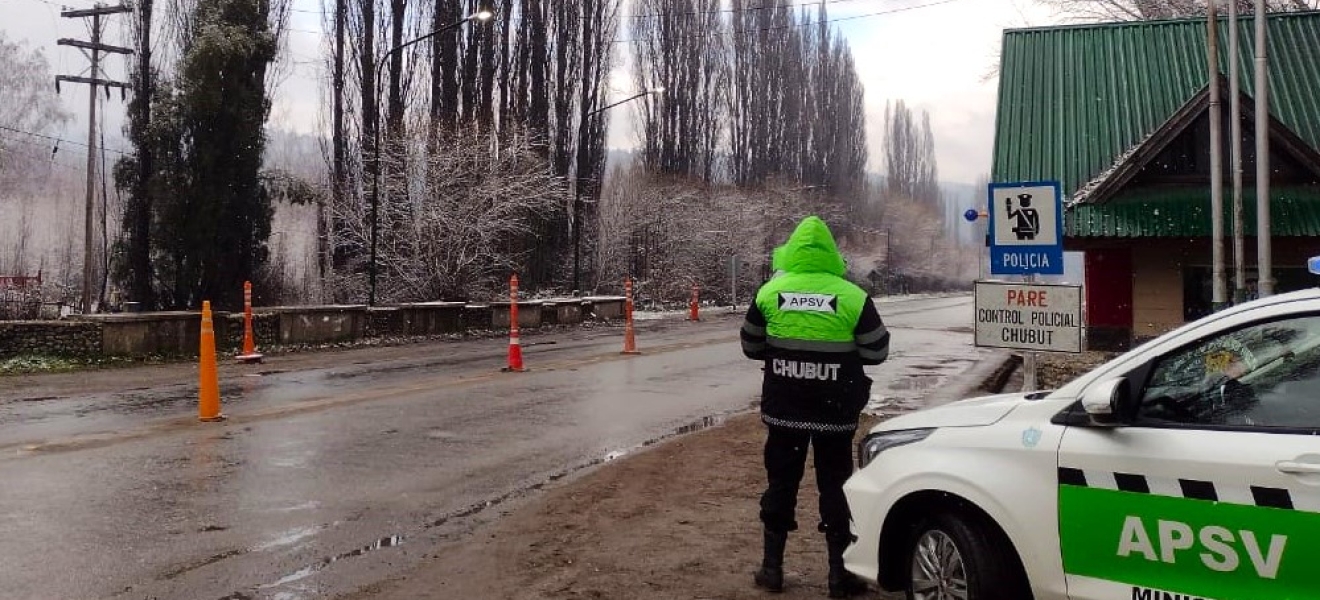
top-left (1310, 256), bottom-right (1320, 275)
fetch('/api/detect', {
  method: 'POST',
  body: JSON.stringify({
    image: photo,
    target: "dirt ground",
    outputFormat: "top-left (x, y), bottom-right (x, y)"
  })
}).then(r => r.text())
top-left (344, 349), bottom-right (1112, 600)
top-left (344, 411), bottom-right (904, 600)
top-left (1038, 351), bottom-right (1118, 390)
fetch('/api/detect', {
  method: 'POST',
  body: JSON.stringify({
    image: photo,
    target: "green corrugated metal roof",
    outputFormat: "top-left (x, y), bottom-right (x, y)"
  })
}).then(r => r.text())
top-left (992, 12), bottom-right (1320, 200)
top-left (1067, 186), bottom-right (1320, 237)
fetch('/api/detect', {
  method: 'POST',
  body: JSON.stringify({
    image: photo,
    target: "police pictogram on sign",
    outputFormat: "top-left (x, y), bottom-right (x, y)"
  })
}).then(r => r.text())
top-left (988, 181), bottom-right (1064, 275)
top-left (1007, 193), bottom-right (1041, 241)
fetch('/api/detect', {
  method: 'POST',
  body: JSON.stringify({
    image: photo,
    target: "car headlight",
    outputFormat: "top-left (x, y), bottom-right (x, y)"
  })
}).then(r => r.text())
top-left (857, 428), bottom-right (935, 469)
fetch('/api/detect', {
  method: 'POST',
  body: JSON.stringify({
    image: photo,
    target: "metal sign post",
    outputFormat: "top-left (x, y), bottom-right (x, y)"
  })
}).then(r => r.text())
top-left (730, 254), bottom-right (738, 310)
top-left (1023, 274), bottom-right (1038, 392)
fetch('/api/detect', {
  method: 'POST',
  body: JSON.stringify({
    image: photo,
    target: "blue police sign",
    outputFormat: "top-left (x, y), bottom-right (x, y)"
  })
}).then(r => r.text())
top-left (988, 181), bottom-right (1064, 275)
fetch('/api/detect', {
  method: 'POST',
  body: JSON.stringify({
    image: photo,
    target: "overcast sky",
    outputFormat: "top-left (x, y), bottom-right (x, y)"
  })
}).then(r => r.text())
top-left (3, 0), bottom-right (1063, 184)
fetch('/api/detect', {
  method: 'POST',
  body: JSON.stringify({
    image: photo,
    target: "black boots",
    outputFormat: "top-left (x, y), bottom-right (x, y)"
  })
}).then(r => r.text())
top-left (826, 532), bottom-right (868, 598)
top-left (753, 528), bottom-right (788, 592)
top-left (755, 529), bottom-right (867, 597)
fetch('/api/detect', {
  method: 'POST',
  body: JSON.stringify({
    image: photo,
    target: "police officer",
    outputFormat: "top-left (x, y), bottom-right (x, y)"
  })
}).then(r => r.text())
top-left (741, 216), bottom-right (889, 597)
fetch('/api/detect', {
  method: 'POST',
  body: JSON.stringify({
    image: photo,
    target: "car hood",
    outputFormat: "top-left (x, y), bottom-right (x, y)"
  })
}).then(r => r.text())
top-left (870, 392), bottom-right (1031, 431)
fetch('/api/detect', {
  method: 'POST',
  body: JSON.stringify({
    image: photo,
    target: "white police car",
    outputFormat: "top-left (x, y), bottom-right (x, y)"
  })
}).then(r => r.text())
top-left (841, 285), bottom-right (1320, 600)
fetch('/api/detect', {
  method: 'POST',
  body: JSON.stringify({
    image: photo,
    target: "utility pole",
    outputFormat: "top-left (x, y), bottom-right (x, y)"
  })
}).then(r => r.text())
top-left (1208, 0), bottom-right (1227, 311)
top-left (576, 87), bottom-right (664, 295)
top-left (56, 3), bottom-right (132, 315)
top-left (1229, 0), bottom-right (1246, 304)
top-left (1254, 0), bottom-right (1273, 297)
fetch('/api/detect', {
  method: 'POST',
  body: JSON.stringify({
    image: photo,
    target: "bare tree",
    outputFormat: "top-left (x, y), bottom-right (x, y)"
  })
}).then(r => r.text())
top-left (343, 127), bottom-right (567, 301)
top-left (1039, 0), bottom-right (1319, 21)
top-left (0, 34), bottom-right (69, 177)
top-left (0, 34), bottom-right (70, 291)
top-left (631, 0), bottom-right (727, 180)
top-left (594, 165), bottom-right (850, 304)
top-left (313, 0), bottom-right (624, 296)
top-left (883, 100), bottom-right (939, 208)
top-left (723, 3), bottom-right (868, 211)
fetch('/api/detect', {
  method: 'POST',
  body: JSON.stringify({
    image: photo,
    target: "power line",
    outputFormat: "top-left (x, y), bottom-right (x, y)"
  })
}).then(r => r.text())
top-left (613, 0), bottom-right (963, 43)
top-left (627, 0), bottom-right (879, 20)
top-left (17, 0), bottom-right (92, 8)
top-left (0, 125), bottom-right (129, 155)
top-left (283, 0), bottom-right (877, 21)
top-left (0, 138), bottom-right (84, 171)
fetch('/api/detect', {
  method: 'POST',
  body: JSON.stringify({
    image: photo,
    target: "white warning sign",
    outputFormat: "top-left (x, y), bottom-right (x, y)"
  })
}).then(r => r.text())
top-left (975, 281), bottom-right (1082, 353)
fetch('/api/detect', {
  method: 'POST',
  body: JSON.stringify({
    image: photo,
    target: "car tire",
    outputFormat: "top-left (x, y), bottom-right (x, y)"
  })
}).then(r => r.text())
top-left (902, 511), bottom-right (1030, 600)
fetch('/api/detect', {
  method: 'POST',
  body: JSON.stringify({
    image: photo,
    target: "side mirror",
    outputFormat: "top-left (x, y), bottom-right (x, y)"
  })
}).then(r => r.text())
top-left (1081, 377), bottom-right (1134, 426)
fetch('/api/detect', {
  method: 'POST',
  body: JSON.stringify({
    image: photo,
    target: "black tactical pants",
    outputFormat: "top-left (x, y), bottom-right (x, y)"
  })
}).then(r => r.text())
top-left (759, 424), bottom-right (855, 536)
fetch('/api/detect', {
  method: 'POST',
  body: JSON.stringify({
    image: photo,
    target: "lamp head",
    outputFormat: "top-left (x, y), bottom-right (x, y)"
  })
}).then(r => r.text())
top-left (472, 2), bottom-right (495, 21)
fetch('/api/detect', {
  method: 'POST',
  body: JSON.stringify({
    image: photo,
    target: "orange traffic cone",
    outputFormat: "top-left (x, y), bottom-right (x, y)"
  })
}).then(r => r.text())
top-left (504, 274), bottom-right (526, 372)
top-left (622, 276), bottom-right (640, 355)
top-left (236, 281), bottom-right (264, 364)
top-left (199, 301), bottom-right (225, 422)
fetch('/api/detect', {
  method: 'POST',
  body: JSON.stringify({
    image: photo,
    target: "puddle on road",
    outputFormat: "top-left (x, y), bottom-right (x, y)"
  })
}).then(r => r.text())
top-left (867, 360), bottom-right (980, 416)
top-left (674, 415), bottom-right (724, 435)
top-left (602, 414), bottom-right (728, 463)
top-left (865, 394), bottom-right (926, 416)
top-left (253, 526), bottom-right (322, 552)
top-left (255, 534), bottom-right (405, 592)
top-left (887, 375), bottom-right (940, 391)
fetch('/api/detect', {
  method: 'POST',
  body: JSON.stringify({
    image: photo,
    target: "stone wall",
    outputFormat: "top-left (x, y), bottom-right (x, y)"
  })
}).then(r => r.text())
top-left (0, 297), bottom-right (629, 360)
top-left (0, 321), bottom-right (101, 359)
top-left (490, 302), bottom-right (544, 330)
top-left (584, 297), bottom-right (626, 320)
top-left (541, 301), bottom-right (584, 326)
top-left (80, 311), bottom-right (217, 357)
top-left (368, 307), bottom-right (406, 338)
top-left (217, 312), bottom-right (279, 352)
top-left (398, 302), bottom-right (465, 336)
top-left (269, 305), bottom-right (367, 345)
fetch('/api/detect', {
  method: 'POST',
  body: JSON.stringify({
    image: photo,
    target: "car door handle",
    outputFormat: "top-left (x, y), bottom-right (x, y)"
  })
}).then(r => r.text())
top-left (1277, 461), bottom-right (1320, 475)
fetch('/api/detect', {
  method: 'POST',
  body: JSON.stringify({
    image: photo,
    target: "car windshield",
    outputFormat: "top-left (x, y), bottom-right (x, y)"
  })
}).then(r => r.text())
top-left (1139, 316), bottom-right (1320, 427)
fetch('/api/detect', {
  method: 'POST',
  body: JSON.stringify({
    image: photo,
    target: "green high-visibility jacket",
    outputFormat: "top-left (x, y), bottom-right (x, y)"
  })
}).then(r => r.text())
top-left (741, 216), bottom-right (889, 433)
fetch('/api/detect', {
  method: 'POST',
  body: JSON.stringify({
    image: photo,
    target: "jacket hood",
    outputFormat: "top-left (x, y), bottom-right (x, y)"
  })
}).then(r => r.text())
top-left (774, 216), bottom-right (847, 276)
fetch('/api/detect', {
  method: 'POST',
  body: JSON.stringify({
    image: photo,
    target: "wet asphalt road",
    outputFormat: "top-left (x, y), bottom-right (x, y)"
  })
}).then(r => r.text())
top-left (0, 295), bottom-right (983, 600)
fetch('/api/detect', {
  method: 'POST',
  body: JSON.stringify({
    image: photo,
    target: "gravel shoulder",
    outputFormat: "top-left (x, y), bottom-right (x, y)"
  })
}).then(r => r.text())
top-left (341, 411), bottom-right (904, 600)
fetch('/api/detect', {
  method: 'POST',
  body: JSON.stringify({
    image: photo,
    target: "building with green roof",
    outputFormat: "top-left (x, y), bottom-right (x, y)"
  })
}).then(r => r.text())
top-left (992, 11), bottom-right (1320, 348)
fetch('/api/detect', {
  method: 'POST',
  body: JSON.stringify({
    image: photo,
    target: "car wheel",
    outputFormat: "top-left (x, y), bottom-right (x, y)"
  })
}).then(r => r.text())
top-left (903, 511), bottom-right (1029, 600)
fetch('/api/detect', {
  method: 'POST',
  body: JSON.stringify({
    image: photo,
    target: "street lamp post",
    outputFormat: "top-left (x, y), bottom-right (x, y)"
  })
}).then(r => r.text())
top-left (368, 5), bottom-right (494, 306)
top-left (572, 86), bottom-right (664, 294)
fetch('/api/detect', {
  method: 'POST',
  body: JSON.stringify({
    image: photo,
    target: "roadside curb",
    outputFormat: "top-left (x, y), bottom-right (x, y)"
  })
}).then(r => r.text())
top-left (976, 352), bottom-right (1023, 395)
top-left (924, 350), bottom-right (1021, 408)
